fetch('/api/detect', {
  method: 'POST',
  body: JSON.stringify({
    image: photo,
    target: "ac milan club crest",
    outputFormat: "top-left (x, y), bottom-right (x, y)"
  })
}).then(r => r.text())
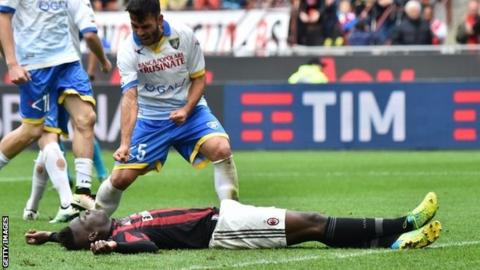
top-left (266, 217), bottom-right (279, 226)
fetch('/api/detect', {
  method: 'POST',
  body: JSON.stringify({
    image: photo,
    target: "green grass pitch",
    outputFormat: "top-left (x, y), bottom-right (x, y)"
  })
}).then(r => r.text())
top-left (1, 150), bottom-right (479, 269)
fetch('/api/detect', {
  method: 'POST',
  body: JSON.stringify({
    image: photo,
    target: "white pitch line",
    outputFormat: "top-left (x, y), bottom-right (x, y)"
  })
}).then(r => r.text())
top-left (182, 255), bottom-right (324, 270)
top-left (331, 249), bottom-right (391, 259)
top-left (182, 240), bottom-right (480, 270)
top-left (2, 170), bottom-right (480, 182)
top-left (332, 240), bottom-right (480, 259)
top-left (0, 176), bottom-right (30, 182)
top-left (432, 240), bottom-right (480, 249)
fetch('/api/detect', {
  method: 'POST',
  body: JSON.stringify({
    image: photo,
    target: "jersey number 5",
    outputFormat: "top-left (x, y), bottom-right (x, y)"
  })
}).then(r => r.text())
top-left (136, 143), bottom-right (148, 161)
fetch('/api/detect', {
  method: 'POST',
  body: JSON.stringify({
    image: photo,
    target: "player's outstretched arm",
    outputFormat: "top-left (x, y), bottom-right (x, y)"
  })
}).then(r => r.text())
top-left (90, 239), bottom-right (159, 255)
top-left (25, 230), bottom-right (58, 245)
top-left (0, 12), bottom-right (31, 84)
top-left (114, 88), bottom-right (138, 162)
top-left (0, 12), bottom-right (16, 66)
top-left (83, 32), bottom-right (112, 73)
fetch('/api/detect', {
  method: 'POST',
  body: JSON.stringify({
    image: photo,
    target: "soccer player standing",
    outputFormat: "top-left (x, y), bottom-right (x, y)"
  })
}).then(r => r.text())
top-left (22, 0), bottom-right (112, 223)
top-left (95, 0), bottom-right (239, 216)
top-left (0, 0), bottom-right (99, 200)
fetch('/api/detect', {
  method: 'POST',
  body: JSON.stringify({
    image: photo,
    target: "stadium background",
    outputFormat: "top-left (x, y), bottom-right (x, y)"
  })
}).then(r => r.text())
top-left (1, 1), bottom-right (480, 150)
top-left (1, 1), bottom-right (480, 269)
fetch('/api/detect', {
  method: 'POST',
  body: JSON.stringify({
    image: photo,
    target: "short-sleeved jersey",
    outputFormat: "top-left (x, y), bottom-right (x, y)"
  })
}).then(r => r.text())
top-left (110, 207), bottom-right (218, 253)
top-left (117, 20), bottom-right (207, 120)
top-left (0, 0), bottom-right (81, 70)
top-left (68, 0), bottom-right (97, 57)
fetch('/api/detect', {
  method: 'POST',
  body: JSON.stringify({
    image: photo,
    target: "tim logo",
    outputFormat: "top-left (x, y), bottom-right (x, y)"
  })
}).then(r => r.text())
top-left (453, 90), bottom-right (480, 141)
top-left (266, 217), bottom-right (279, 226)
top-left (240, 92), bottom-right (294, 143)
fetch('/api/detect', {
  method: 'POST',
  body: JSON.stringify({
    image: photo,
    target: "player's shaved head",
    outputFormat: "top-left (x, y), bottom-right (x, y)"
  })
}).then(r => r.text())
top-left (61, 210), bottom-right (112, 250)
top-left (126, 0), bottom-right (161, 21)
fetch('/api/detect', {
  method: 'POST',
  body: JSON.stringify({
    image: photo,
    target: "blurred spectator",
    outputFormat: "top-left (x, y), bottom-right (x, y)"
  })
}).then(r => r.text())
top-left (321, 0), bottom-right (343, 46)
top-left (422, 4), bottom-right (447, 44)
top-left (456, 0), bottom-right (480, 44)
top-left (291, 0), bottom-right (342, 46)
top-left (294, 0), bottom-right (324, 45)
top-left (222, 0), bottom-right (246, 9)
top-left (361, 0), bottom-right (399, 44)
top-left (194, 0), bottom-right (221, 10)
top-left (418, 0), bottom-right (452, 27)
top-left (92, 0), bottom-right (119, 11)
top-left (271, 0), bottom-right (290, 7)
top-left (288, 58), bottom-right (328, 83)
top-left (159, 0), bottom-right (168, 10)
top-left (391, 0), bottom-right (432, 45)
top-left (247, 0), bottom-right (284, 8)
top-left (347, 20), bottom-right (374, 45)
top-left (356, 0), bottom-right (375, 20)
top-left (167, 0), bottom-right (189, 10)
top-left (352, 0), bottom-right (368, 15)
top-left (338, 0), bottom-right (357, 34)
top-left (288, 0), bottom-right (301, 45)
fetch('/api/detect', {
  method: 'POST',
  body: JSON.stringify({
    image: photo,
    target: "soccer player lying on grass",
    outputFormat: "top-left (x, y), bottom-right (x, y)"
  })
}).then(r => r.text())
top-left (25, 193), bottom-right (441, 254)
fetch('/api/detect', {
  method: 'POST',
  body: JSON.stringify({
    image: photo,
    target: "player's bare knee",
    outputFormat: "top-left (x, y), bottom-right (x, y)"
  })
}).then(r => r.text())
top-left (212, 141), bottom-right (232, 161)
top-left (111, 177), bottom-right (126, 190)
top-left (31, 130), bottom-right (43, 140)
top-left (16, 126), bottom-right (43, 145)
top-left (111, 174), bottom-right (133, 191)
top-left (73, 113), bottom-right (96, 134)
top-left (22, 124), bottom-right (44, 141)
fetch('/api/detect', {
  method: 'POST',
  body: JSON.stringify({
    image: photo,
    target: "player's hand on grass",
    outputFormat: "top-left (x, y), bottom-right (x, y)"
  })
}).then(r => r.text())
top-left (25, 230), bottom-right (50, 245)
top-left (100, 58), bottom-right (112, 73)
top-left (169, 108), bottom-right (189, 125)
top-left (8, 63), bottom-right (31, 84)
top-left (91, 240), bottom-right (117, 255)
top-left (114, 145), bottom-right (130, 162)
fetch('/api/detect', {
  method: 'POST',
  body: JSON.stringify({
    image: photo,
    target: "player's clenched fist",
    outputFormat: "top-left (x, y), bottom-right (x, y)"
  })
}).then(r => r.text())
top-left (8, 64), bottom-right (31, 84)
top-left (90, 240), bottom-right (117, 255)
top-left (114, 145), bottom-right (130, 162)
top-left (25, 230), bottom-right (50, 245)
top-left (100, 58), bottom-right (113, 73)
top-left (169, 108), bottom-right (189, 125)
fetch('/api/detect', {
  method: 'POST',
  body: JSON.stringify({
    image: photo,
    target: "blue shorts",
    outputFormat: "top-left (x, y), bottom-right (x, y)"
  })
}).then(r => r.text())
top-left (19, 61), bottom-right (94, 125)
top-left (114, 106), bottom-right (229, 171)
top-left (44, 103), bottom-right (70, 137)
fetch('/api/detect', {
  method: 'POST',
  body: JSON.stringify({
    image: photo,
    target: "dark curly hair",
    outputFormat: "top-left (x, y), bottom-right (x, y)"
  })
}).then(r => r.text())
top-left (126, 0), bottom-right (161, 20)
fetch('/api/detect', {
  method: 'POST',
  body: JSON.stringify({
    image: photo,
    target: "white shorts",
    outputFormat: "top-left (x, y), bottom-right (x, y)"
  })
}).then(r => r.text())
top-left (209, 199), bottom-right (287, 249)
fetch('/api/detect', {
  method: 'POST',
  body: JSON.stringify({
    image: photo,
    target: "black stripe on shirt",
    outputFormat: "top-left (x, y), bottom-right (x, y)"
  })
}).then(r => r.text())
top-left (213, 235), bottom-right (285, 240)
top-left (214, 231), bottom-right (285, 237)
top-left (215, 229), bottom-right (285, 234)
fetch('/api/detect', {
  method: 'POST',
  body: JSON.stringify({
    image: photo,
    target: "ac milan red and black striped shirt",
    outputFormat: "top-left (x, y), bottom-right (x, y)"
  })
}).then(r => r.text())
top-left (109, 207), bottom-right (218, 253)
